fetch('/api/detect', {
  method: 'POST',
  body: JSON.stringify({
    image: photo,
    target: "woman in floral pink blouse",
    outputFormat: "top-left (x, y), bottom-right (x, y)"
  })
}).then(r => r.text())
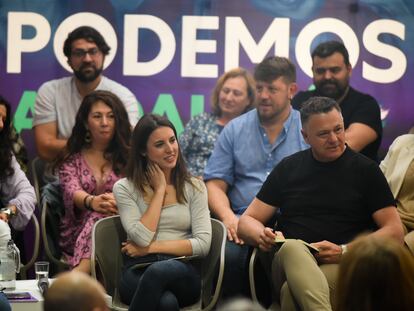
top-left (54, 90), bottom-right (131, 273)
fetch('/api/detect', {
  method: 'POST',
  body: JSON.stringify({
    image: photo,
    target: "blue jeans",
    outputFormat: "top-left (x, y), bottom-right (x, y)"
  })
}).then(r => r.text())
top-left (222, 241), bottom-right (251, 299)
top-left (119, 259), bottom-right (201, 311)
top-left (0, 292), bottom-right (11, 311)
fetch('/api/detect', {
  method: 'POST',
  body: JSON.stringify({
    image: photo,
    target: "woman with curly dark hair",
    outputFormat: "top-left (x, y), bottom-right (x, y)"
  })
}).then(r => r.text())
top-left (0, 96), bottom-right (36, 234)
top-left (54, 90), bottom-right (131, 273)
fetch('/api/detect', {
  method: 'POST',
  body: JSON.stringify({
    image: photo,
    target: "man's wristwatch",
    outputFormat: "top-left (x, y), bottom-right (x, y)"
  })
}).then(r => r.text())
top-left (340, 244), bottom-right (348, 254)
top-left (0, 207), bottom-right (17, 219)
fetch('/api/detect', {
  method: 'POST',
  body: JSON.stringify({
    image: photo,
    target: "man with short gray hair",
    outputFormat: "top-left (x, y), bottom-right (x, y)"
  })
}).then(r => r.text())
top-left (239, 96), bottom-right (403, 310)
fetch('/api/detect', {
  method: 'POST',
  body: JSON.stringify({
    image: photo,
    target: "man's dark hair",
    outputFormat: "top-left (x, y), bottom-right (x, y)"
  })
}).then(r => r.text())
top-left (63, 26), bottom-right (110, 58)
top-left (300, 96), bottom-right (341, 125)
top-left (254, 56), bottom-right (296, 84)
top-left (311, 41), bottom-right (350, 66)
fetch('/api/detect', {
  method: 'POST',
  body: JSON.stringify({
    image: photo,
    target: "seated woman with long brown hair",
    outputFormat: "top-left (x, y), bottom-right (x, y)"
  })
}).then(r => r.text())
top-left (113, 114), bottom-right (212, 311)
top-left (54, 90), bottom-right (131, 273)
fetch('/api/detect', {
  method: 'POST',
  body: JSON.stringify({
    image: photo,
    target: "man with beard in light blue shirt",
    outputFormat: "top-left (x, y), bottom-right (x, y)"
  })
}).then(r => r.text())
top-left (204, 56), bottom-right (308, 299)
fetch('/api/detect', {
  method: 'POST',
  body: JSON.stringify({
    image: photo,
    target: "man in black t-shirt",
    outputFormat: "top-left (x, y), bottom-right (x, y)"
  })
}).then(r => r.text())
top-left (238, 97), bottom-right (403, 311)
top-left (292, 41), bottom-right (382, 162)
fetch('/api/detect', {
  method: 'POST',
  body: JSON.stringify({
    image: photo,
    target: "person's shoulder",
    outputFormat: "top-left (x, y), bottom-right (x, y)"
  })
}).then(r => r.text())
top-left (100, 76), bottom-right (134, 96)
top-left (38, 76), bottom-right (72, 92)
top-left (191, 112), bottom-right (216, 123)
top-left (187, 176), bottom-right (207, 191)
top-left (292, 90), bottom-right (315, 109)
top-left (389, 134), bottom-right (414, 150)
top-left (286, 148), bottom-right (309, 161)
top-left (344, 147), bottom-right (379, 169)
top-left (348, 87), bottom-right (378, 104)
top-left (290, 107), bottom-right (302, 119)
top-left (113, 177), bottom-right (133, 192)
top-left (62, 152), bottom-right (82, 165)
top-left (269, 149), bottom-right (309, 179)
top-left (219, 110), bottom-right (256, 138)
top-left (229, 109), bottom-right (256, 126)
top-left (277, 149), bottom-right (309, 169)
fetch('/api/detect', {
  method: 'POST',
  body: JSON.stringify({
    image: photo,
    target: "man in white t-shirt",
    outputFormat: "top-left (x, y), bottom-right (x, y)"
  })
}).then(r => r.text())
top-left (33, 26), bottom-right (139, 161)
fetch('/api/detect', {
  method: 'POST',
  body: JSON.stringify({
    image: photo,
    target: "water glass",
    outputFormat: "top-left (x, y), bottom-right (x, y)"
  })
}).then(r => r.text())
top-left (34, 261), bottom-right (49, 280)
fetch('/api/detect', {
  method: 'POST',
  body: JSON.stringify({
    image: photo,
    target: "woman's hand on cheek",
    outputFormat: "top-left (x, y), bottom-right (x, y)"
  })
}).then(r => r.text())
top-left (147, 162), bottom-right (167, 193)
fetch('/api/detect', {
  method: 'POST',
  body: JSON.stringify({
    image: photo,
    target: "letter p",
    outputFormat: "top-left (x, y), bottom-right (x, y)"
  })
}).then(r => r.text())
top-left (7, 12), bottom-right (51, 73)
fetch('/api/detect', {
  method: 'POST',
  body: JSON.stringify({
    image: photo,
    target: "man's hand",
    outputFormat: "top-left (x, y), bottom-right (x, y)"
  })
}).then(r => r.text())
top-left (312, 240), bottom-right (342, 264)
top-left (258, 227), bottom-right (278, 252)
top-left (121, 240), bottom-right (150, 257)
top-left (222, 214), bottom-right (244, 244)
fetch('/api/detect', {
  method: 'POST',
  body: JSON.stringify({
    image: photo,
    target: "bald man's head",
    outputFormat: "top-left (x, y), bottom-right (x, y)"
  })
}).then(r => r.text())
top-left (44, 271), bottom-right (109, 311)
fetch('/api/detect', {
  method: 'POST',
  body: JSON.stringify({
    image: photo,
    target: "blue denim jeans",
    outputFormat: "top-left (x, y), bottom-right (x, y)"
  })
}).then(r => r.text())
top-left (0, 292), bottom-right (11, 311)
top-left (221, 241), bottom-right (251, 299)
top-left (119, 258), bottom-right (201, 311)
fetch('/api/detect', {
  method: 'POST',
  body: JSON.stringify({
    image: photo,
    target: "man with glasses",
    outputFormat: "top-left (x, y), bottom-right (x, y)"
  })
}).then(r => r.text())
top-left (33, 26), bottom-right (139, 161)
top-left (292, 41), bottom-right (382, 162)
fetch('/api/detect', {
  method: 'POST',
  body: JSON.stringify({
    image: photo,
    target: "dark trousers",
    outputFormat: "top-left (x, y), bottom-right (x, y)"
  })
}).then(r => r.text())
top-left (0, 293), bottom-right (11, 311)
top-left (221, 241), bottom-right (251, 299)
top-left (119, 259), bottom-right (201, 311)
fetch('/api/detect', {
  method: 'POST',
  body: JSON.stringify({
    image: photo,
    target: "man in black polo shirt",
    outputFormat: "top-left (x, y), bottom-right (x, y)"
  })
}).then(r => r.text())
top-left (292, 40), bottom-right (382, 162)
top-left (238, 97), bottom-right (403, 311)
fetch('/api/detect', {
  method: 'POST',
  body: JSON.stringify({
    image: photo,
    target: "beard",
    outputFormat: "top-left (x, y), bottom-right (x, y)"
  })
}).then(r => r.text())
top-left (315, 79), bottom-right (348, 100)
top-left (73, 63), bottom-right (103, 83)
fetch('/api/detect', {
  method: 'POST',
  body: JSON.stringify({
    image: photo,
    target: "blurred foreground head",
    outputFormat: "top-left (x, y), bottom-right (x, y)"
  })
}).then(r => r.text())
top-left (336, 235), bottom-right (414, 311)
top-left (44, 271), bottom-right (109, 311)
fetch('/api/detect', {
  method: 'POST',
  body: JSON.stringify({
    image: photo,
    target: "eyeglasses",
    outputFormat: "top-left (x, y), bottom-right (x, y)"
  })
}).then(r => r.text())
top-left (71, 48), bottom-right (101, 59)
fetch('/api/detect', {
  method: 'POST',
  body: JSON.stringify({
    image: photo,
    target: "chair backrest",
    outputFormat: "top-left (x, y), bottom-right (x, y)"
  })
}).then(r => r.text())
top-left (91, 215), bottom-right (126, 297)
top-left (31, 157), bottom-right (46, 203)
top-left (91, 217), bottom-right (226, 311)
top-left (18, 214), bottom-right (41, 279)
top-left (249, 248), bottom-right (275, 309)
top-left (200, 218), bottom-right (226, 311)
top-left (40, 200), bottom-right (69, 273)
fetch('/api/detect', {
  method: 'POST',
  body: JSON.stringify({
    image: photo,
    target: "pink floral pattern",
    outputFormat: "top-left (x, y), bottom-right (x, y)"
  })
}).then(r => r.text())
top-left (59, 153), bottom-right (121, 268)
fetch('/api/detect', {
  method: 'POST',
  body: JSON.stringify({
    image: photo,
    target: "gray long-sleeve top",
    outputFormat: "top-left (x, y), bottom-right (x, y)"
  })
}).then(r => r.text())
top-left (0, 156), bottom-right (36, 230)
top-left (113, 177), bottom-right (212, 257)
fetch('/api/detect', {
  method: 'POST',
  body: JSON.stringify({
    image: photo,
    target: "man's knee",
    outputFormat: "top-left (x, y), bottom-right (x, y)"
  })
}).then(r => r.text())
top-left (158, 291), bottom-right (179, 311)
top-left (277, 239), bottom-right (310, 261)
top-left (225, 241), bottom-right (249, 268)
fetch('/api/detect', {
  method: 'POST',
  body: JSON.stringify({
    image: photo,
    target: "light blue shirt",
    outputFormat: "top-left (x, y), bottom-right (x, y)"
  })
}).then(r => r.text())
top-left (204, 108), bottom-right (309, 215)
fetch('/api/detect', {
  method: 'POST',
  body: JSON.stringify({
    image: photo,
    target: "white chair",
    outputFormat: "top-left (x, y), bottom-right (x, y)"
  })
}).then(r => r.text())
top-left (18, 214), bottom-right (41, 279)
top-left (249, 248), bottom-right (279, 310)
top-left (40, 200), bottom-right (70, 272)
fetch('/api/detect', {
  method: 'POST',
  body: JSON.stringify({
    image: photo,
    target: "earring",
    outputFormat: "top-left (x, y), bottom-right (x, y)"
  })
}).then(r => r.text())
top-left (85, 129), bottom-right (91, 144)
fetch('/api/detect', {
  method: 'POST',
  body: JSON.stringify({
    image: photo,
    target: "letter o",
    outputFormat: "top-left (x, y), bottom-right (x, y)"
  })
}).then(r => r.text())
top-left (53, 13), bottom-right (117, 72)
top-left (295, 18), bottom-right (359, 77)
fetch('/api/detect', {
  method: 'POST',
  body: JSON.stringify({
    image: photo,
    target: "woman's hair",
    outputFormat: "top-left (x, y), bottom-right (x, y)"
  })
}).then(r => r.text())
top-left (336, 235), bottom-right (414, 311)
top-left (0, 96), bottom-right (14, 181)
top-left (211, 67), bottom-right (256, 116)
top-left (126, 114), bottom-right (192, 203)
top-left (54, 90), bottom-right (131, 175)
